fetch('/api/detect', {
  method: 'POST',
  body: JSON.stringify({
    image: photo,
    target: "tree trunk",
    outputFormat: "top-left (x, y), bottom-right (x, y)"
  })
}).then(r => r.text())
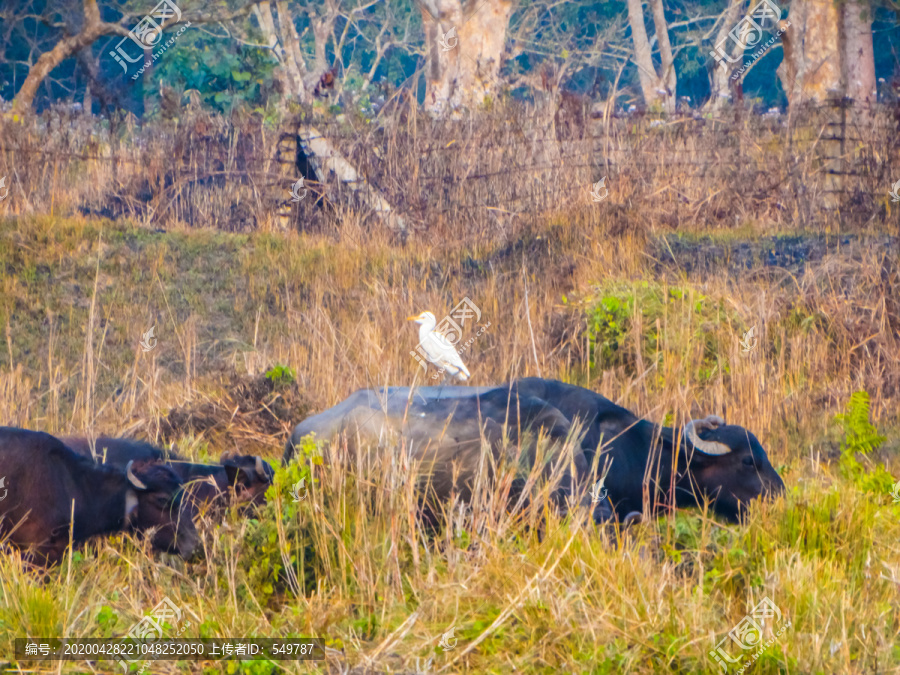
top-left (842, 0), bottom-right (875, 105)
top-left (707, 0), bottom-right (746, 111)
top-left (255, 1), bottom-right (306, 105)
top-left (777, 0), bottom-right (842, 106)
top-left (298, 125), bottom-right (407, 231)
top-left (626, 0), bottom-right (659, 108)
top-left (625, 0), bottom-right (676, 112)
top-left (648, 0), bottom-right (676, 112)
top-left (420, 0), bottom-right (514, 115)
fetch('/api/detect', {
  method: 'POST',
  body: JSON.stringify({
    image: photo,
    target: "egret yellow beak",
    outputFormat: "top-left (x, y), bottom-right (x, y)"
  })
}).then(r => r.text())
top-left (406, 313), bottom-right (420, 321)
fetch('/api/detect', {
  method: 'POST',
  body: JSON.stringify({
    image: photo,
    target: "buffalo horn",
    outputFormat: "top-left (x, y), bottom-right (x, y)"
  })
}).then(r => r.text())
top-left (683, 415), bottom-right (731, 455)
top-left (255, 456), bottom-right (266, 476)
top-left (125, 460), bottom-right (148, 490)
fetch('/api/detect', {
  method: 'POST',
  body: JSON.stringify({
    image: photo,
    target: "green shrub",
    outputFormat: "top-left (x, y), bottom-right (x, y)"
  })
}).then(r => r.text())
top-left (833, 391), bottom-right (894, 495)
top-left (585, 281), bottom-right (728, 383)
top-left (265, 365), bottom-right (296, 387)
top-left (242, 435), bottom-right (320, 604)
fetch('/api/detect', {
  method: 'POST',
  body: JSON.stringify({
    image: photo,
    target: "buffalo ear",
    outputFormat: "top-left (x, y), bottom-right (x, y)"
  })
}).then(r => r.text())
top-left (623, 511), bottom-right (643, 527)
top-left (125, 490), bottom-right (139, 523)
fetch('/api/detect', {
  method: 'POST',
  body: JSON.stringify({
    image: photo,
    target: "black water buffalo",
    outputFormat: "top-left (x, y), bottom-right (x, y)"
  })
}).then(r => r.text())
top-left (283, 384), bottom-right (613, 523)
top-left (61, 436), bottom-right (275, 513)
top-left (284, 379), bottom-right (784, 523)
top-left (499, 378), bottom-right (785, 521)
top-left (0, 427), bottom-right (199, 564)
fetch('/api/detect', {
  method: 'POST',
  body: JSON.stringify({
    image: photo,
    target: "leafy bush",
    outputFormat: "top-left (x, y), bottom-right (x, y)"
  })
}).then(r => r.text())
top-left (265, 365), bottom-right (296, 388)
top-left (585, 281), bottom-right (728, 382)
top-left (833, 391), bottom-right (894, 495)
top-left (241, 434), bottom-right (320, 603)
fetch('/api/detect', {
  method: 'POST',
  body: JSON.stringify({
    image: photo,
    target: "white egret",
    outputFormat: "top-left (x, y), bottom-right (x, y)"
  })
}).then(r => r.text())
top-left (407, 311), bottom-right (471, 381)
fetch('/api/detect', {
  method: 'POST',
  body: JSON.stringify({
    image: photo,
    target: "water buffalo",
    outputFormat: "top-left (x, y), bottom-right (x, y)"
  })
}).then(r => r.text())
top-left (498, 379), bottom-right (785, 522)
top-left (284, 384), bottom-right (613, 523)
top-left (0, 427), bottom-right (199, 564)
top-left (285, 379), bottom-right (785, 523)
top-left (60, 436), bottom-right (275, 513)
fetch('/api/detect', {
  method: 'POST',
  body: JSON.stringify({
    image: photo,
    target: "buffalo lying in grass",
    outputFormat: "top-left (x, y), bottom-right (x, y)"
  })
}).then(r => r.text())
top-left (284, 378), bottom-right (784, 523)
top-left (495, 378), bottom-right (785, 522)
top-left (0, 427), bottom-right (199, 564)
top-left (61, 436), bottom-right (275, 514)
top-left (283, 384), bottom-right (615, 523)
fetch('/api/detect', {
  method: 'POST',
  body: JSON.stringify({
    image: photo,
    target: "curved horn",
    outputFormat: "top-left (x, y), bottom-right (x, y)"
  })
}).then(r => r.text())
top-left (125, 460), bottom-right (148, 490)
top-left (255, 456), bottom-right (266, 477)
top-left (683, 415), bottom-right (731, 455)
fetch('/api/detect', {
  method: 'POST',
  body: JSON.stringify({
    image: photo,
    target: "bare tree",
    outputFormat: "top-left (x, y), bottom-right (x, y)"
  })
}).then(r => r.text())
top-left (626, 0), bottom-right (676, 112)
top-left (252, 0), bottom-right (408, 230)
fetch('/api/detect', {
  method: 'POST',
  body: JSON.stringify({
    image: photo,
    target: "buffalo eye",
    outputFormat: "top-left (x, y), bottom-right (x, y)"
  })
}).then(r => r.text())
top-left (742, 456), bottom-right (755, 467)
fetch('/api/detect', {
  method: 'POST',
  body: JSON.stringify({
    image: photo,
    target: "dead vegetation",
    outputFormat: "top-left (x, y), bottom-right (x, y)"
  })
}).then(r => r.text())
top-left (0, 101), bottom-right (899, 674)
top-left (155, 371), bottom-right (311, 453)
top-left (1, 99), bottom-right (898, 237)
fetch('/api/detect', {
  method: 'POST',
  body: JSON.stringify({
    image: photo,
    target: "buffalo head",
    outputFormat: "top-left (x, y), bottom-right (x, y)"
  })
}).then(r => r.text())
top-left (221, 454), bottom-right (275, 506)
top-left (681, 416), bottom-right (785, 521)
top-left (125, 460), bottom-right (200, 558)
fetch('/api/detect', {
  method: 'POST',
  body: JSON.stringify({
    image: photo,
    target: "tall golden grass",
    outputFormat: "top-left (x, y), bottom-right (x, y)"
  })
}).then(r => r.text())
top-left (0, 100), bottom-right (898, 673)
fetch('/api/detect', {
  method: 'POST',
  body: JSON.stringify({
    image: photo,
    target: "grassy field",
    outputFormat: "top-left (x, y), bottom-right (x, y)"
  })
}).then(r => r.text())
top-left (1, 211), bottom-right (900, 674)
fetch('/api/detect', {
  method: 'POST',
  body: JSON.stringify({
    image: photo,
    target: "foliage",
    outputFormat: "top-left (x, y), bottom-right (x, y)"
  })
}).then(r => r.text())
top-left (585, 281), bottom-right (727, 383)
top-left (241, 435), bottom-right (320, 604)
top-left (833, 391), bottom-right (894, 495)
top-left (265, 364), bottom-right (296, 388)
top-left (147, 30), bottom-right (280, 117)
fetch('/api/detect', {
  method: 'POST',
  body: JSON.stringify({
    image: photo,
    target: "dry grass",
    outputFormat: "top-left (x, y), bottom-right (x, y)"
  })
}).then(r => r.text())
top-left (0, 105), bottom-right (900, 673)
